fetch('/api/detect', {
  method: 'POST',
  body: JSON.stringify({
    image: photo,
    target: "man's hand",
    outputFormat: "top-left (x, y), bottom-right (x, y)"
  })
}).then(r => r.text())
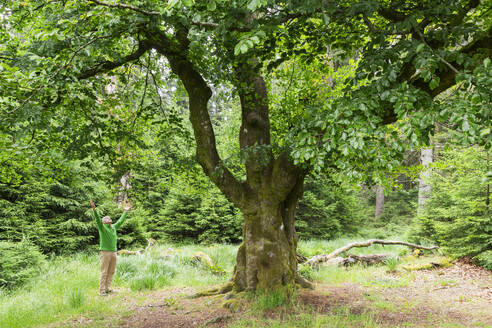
top-left (90, 200), bottom-right (96, 210)
top-left (123, 201), bottom-right (132, 212)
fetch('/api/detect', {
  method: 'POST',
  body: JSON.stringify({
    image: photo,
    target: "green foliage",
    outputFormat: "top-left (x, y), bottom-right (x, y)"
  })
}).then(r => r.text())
top-left (296, 174), bottom-right (359, 240)
top-left (474, 251), bottom-right (492, 270)
top-left (409, 146), bottom-right (491, 263)
top-left (358, 188), bottom-right (418, 238)
top-left (0, 239), bottom-right (45, 290)
top-left (152, 173), bottom-right (242, 243)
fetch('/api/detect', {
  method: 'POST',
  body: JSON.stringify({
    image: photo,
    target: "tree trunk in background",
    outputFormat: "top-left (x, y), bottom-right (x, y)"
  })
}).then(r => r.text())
top-left (375, 185), bottom-right (385, 218)
top-left (116, 171), bottom-right (131, 207)
top-left (418, 148), bottom-right (434, 214)
top-left (486, 151), bottom-right (490, 209)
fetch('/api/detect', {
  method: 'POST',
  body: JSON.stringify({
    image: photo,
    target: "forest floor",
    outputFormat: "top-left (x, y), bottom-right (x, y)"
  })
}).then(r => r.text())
top-left (68, 259), bottom-right (492, 328)
top-left (3, 241), bottom-right (491, 328)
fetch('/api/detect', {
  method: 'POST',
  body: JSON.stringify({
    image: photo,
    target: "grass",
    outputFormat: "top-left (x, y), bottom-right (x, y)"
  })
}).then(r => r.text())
top-left (383, 256), bottom-right (399, 272)
top-left (229, 309), bottom-right (380, 328)
top-left (0, 243), bottom-right (237, 328)
top-left (250, 286), bottom-right (297, 312)
top-left (67, 288), bottom-right (85, 308)
top-left (0, 253), bottom-right (122, 328)
top-left (0, 237), bottom-right (478, 328)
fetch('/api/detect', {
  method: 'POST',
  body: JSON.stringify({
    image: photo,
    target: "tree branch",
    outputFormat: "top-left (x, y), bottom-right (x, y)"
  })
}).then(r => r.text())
top-left (377, 6), bottom-right (407, 22)
top-left (89, 0), bottom-right (160, 16)
top-left (78, 40), bottom-right (151, 79)
top-left (147, 28), bottom-right (247, 207)
top-left (306, 239), bottom-right (440, 267)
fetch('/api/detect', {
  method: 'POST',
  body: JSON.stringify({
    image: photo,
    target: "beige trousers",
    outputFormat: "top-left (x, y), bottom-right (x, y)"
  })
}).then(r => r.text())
top-left (99, 251), bottom-right (117, 293)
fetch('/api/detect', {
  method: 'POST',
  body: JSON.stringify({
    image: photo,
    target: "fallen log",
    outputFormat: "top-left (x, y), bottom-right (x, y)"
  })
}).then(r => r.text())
top-left (117, 238), bottom-right (156, 256)
top-left (342, 254), bottom-right (390, 266)
top-left (305, 239), bottom-right (439, 267)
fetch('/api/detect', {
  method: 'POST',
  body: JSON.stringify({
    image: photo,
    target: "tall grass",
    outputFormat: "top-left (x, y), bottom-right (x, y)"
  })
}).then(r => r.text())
top-left (0, 253), bottom-right (118, 328)
top-left (0, 244), bottom-right (238, 327)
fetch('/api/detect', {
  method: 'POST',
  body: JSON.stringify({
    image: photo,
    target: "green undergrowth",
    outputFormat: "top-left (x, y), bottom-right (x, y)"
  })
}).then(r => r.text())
top-left (0, 253), bottom-right (123, 328)
top-left (0, 243), bottom-right (237, 328)
top-left (230, 307), bottom-right (380, 328)
top-left (0, 238), bottom-right (461, 328)
top-left (297, 236), bottom-right (415, 259)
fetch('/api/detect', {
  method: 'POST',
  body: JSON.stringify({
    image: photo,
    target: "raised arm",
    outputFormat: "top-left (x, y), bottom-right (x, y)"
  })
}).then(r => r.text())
top-left (90, 200), bottom-right (103, 228)
top-left (113, 202), bottom-right (131, 230)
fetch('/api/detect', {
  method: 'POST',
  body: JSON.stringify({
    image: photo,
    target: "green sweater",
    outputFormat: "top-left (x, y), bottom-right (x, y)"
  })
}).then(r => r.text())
top-left (93, 210), bottom-right (128, 252)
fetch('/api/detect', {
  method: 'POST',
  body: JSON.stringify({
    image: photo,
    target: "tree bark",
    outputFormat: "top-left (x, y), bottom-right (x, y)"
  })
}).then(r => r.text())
top-left (148, 28), bottom-right (305, 292)
top-left (231, 172), bottom-right (305, 291)
top-left (418, 148), bottom-right (433, 214)
top-left (375, 185), bottom-right (385, 218)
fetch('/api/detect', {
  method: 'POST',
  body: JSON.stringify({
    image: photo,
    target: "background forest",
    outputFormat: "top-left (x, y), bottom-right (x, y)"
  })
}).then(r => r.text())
top-left (1, 85), bottom-right (490, 291)
top-left (0, 1), bottom-right (491, 326)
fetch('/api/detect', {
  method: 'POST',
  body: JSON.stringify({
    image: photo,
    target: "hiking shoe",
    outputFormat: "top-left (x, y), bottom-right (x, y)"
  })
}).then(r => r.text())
top-left (100, 292), bottom-right (108, 296)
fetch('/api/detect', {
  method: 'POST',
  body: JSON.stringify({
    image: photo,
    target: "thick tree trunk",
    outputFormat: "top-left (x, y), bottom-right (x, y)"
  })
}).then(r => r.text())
top-left (232, 175), bottom-right (304, 291)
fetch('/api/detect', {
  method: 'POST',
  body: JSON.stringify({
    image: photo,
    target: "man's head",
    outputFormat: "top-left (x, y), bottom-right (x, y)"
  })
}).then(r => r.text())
top-left (102, 216), bottom-right (113, 225)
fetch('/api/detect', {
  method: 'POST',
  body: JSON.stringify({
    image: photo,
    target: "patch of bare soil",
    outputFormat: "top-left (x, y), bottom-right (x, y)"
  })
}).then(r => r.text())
top-left (374, 260), bottom-right (492, 327)
top-left (120, 287), bottom-right (240, 328)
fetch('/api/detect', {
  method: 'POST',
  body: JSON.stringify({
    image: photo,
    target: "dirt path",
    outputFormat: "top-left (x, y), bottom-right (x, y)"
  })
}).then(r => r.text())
top-left (118, 261), bottom-right (492, 328)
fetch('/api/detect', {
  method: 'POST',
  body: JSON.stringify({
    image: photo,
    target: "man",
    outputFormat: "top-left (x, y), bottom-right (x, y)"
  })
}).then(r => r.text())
top-left (90, 199), bottom-right (131, 296)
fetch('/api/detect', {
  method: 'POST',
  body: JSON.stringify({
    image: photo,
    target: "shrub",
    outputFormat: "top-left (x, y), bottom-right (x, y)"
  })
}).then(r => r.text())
top-left (0, 240), bottom-right (45, 290)
top-left (296, 174), bottom-right (359, 240)
top-left (475, 251), bottom-right (492, 270)
top-left (298, 264), bottom-right (315, 281)
top-left (408, 146), bottom-right (491, 265)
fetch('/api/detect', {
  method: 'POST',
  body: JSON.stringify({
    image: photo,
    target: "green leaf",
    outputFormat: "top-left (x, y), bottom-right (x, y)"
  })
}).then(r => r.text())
top-left (240, 43), bottom-right (248, 54)
top-left (247, 0), bottom-right (261, 11)
top-left (484, 58), bottom-right (490, 69)
top-left (416, 43), bottom-right (425, 53)
top-left (207, 1), bottom-right (216, 11)
top-left (480, 128), bottom-right (490, 137)
top-left (182, 0), bottom-right (193, 6)
top-left (322, 14), bottom-right (330, 25)
top-left (429, 77), bottom-right (440, 90)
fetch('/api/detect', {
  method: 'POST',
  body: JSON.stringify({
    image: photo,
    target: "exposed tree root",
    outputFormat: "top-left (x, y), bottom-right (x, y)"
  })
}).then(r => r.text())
top-left (306, 239), bottom-right (440, 267)
top-left (189, 281), bottom-right (234, 298)
top-left (296, 274), bottom-right (314, 289)
top-left (117, 238), bottom-right (156, 256)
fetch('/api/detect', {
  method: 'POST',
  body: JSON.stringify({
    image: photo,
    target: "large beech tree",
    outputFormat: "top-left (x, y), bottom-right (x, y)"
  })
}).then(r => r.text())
top-left (1, 0), bottom-right (491, 292)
